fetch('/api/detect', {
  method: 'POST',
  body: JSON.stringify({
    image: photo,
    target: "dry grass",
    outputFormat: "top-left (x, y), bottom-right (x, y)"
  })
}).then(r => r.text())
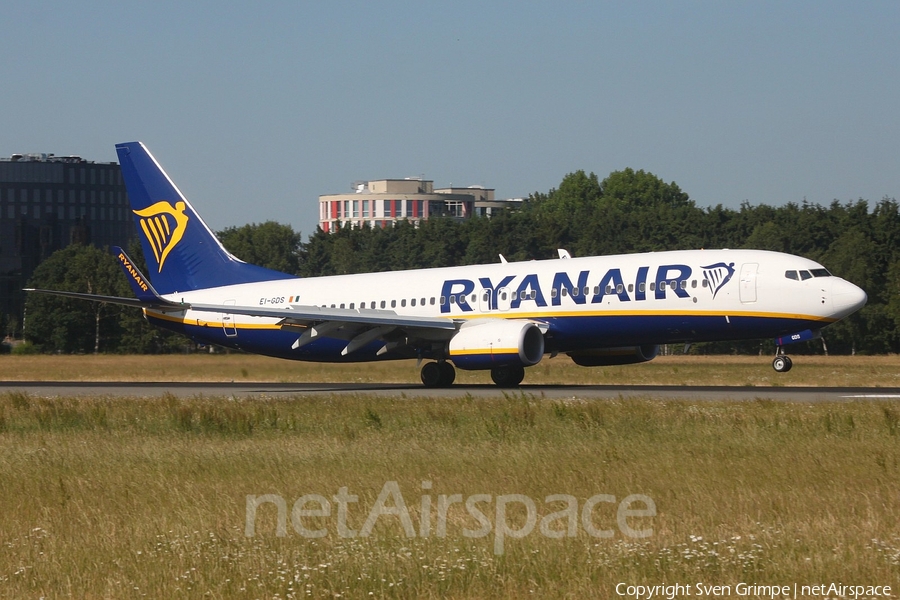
top-left (0, 391), bottom-right (898, 598)
top-left (2, 353), bottom-right (900, 387)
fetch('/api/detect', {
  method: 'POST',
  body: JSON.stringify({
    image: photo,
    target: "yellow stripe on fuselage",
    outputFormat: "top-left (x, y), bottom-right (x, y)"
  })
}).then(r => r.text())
top-left (449, 348), bottom-right (518, 356)
top-left (144, 307), bottom-right (835, 332)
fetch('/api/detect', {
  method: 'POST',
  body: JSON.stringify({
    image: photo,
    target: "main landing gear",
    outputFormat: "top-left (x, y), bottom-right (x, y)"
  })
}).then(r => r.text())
top-left (490, 364), bottom-right (525, 387)
top-left (772, 348), bottom-right (793, 373)
top-left (420, 361), bottom-right (456, 388)
top-left (419, 362), bottom-right (527, 387)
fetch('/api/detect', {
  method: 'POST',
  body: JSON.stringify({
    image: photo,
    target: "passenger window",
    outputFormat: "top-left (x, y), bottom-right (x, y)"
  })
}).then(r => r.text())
top-left (500, 292), bottom-right (507, 300)
top-left (628, 284), bottom-right (634, 293)
top-left (340, 303), bottom-right (345, 309)
top-left (639, 282), bottom-right (645, 293)
top-left (391, 300), bottom-right (397, 308)
top-left (572, 287), bottom-right (579, 297)
top-left (583, 286), bottom-right (590, 296)
top-left (702, 280), bottom-right (708, 288)
top-left (440, 296), bottom-right (445, 305)
top-left (430, 297), bottom-right (435, 305)
top-left (459, 295), bottom-right (466, 304)
top-left (649, 282), bottom-right (656, 292)
top-left (785, 270), bottom-right (799, 280)
top-left (800, 270), bottom-right (812, 281)
top-left (550, 289), bottom-right (558, 298)
top-left (350, 303), bottom-right (355, 309)
top-left (659, 282), bottom-right (666, 291)
top-left (411, 298), bottom-right (416, 307)
top-left (691, 280), bottom-right (697, 288)
top-left (616, 284), bottom-right (624, 294)
top-left (402, 299), bottom-right (407, 307)
top-left (380, 301), bottom-right (386, 309)
top-left (605, 285), bottom-right (612, 294)
top-left (680, 280), bottom-right (687, 290)
top-left (561, 288), bottom-right (568, 297)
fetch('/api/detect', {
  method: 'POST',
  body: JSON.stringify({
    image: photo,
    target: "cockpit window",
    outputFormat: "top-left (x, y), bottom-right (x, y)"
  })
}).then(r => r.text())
top-left (785, 270), bottom-right (799, 280)
top-left (810, 268), bottom-right (832, 277)
top-left (799, 270), bottom-right (812, 280)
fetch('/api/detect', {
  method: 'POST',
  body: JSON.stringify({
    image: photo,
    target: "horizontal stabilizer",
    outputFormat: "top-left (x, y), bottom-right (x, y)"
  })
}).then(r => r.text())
top-left (24, 247), bottom-right (187, 311)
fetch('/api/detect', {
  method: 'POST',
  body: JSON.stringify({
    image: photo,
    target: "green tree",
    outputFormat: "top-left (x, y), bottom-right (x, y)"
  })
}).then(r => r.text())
top-left (25, 244), bottom-right (128, 353)
top-left (218, 221), bottom-right (304, 275)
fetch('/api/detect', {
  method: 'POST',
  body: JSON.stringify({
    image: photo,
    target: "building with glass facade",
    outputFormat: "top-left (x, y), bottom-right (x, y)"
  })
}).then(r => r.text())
top-left (0, 153), bottom-right (134, 335)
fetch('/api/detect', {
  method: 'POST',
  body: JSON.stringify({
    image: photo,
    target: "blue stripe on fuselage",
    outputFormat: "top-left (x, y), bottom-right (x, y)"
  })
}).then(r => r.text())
top-left (147, 312), bottom-right (826, 363)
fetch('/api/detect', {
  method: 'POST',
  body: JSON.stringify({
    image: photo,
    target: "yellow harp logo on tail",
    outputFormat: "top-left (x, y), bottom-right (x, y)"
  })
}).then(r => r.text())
top-left (133, 201), bottom-right (190, 272)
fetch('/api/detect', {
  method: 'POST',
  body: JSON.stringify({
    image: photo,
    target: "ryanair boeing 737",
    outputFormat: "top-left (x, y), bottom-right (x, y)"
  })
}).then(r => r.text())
top-left (28, 142), bottom-right (868, 387)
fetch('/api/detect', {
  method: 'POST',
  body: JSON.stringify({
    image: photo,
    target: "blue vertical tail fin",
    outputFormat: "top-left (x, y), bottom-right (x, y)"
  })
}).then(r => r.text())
top-left (116, 142), bottom-right (293, 294)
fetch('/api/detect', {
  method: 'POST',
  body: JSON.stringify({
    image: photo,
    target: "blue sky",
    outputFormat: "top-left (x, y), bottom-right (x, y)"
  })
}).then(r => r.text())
top-left (2, 1), bottom-right (898, 236)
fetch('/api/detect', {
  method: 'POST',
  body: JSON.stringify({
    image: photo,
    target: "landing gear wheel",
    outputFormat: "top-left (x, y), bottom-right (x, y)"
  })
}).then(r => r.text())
top-left (772, 355), bottom-right (793, 373)
top-left (420, 361), bottom-right (456, 387)
top-left (490, 364), bottom-right (525, 387)
top-left (438, 361), bottom-right (456, 386)
top-left (420, 362), bottom-right (442, 387)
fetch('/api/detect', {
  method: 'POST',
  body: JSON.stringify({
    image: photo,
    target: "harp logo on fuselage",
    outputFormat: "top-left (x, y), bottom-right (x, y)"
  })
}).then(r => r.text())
top-left (701, 262), bottom-right (735, 299)
top-left (133, 201), bottom-right (190, 272)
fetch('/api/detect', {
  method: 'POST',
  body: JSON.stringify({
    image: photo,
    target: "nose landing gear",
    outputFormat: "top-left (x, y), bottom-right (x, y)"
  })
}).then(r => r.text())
top-left (772, 349), bottom-right (793, 373)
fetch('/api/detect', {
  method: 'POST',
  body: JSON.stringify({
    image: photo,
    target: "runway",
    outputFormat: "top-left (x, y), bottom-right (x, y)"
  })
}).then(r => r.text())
top-left (3, 381), bottom-right (900, 402)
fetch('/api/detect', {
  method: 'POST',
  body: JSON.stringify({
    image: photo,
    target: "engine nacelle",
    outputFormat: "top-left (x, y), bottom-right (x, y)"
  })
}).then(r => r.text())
top-left (449, 319), bottom-right (545, 371)
top-left (567, 345), bottom-right (659, 367)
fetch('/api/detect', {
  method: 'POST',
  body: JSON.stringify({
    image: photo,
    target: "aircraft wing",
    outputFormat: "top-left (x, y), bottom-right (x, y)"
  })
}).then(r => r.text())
top-left (183, 302), bottom-right (459, 354)
top-left (189, 302), bottom-right (457, 331)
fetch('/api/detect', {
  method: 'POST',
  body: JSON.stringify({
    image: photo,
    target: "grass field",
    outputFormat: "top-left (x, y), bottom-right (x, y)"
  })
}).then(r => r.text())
top-left (2, 353), bottom-right (900, 387)
top-left (1, 356), bottom-right (899, 597)
top-left (1, 391), bottom-right (899, 598)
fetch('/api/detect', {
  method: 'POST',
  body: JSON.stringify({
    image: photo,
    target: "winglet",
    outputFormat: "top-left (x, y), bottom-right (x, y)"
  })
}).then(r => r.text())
top-left (112, 246), bottom-right (168, 304)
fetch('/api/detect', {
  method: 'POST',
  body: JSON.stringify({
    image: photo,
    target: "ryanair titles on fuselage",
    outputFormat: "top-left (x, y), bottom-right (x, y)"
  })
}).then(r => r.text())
top-left (439, 262), bottom-right (735, 313)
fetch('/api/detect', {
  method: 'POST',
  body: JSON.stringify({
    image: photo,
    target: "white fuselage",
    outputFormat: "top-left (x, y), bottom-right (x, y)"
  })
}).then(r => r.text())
top-left (145, 249), bottom-right (866, 362)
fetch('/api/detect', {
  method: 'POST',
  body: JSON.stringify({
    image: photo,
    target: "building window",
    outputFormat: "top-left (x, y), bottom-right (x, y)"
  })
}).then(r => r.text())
top-left (362, 200), bottom-right (369, 218)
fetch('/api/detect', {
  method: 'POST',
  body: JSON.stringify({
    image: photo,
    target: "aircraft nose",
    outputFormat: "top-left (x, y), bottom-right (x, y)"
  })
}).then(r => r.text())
top-left (831, 278), bottom-right (867, 319)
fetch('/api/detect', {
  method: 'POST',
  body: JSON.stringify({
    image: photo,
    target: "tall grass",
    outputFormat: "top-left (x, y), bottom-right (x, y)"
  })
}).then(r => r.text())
top-left (0, 391), bottom-right (898, 597)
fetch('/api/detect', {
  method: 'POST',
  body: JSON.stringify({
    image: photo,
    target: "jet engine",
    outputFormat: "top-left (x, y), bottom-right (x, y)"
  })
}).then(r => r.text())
top-left (567, 345), bottom-right (659, 367)
top-left (449, 319), bottom-right (545, 370)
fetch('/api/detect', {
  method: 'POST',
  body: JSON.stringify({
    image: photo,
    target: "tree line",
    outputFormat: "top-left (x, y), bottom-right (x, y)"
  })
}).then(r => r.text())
top-left (16, 168), bottom-right (900, 355)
